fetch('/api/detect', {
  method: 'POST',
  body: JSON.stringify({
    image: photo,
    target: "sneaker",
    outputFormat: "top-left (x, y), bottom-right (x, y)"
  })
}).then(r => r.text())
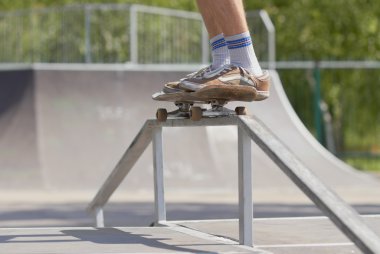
top-left (162, 66), bottom-right (212, 94)
top-left (183, 65), bottom-right (212, 80)
top-left (179, 64), bottom-right (270, 101)
top-left (162, 81), bottom-right (188, 94)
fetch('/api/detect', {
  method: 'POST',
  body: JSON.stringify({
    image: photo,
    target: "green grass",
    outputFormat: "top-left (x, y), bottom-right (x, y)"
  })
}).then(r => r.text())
top-left (343, 157), bottom-right (380, 172)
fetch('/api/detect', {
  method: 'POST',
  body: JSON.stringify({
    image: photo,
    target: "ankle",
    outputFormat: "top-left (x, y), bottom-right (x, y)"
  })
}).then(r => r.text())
top-left (210, 34), bottom-right (230, 70)
top-left (225, 31), bottom-right (263, 76)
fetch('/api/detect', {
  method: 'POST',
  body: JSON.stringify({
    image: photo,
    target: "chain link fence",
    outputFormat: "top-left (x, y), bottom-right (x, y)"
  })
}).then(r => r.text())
top-left (0, 4), bottom-right (273, 65)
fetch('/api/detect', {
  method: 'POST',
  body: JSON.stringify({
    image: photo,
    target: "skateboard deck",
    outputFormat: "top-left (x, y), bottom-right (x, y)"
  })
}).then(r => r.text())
top-left (153, 85), bottom-right (257, 102)
top-left (152, 85), bottom-right (253, 121)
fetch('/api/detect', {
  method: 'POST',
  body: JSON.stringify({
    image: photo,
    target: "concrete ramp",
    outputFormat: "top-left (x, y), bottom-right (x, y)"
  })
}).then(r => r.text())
top-left (0, 66), bottom-right (379, 203)
top-left (0, 70), bottom-right (42, 189)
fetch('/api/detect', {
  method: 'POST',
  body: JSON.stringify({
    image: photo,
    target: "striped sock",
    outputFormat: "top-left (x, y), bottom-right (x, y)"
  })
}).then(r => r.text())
top-left (210, 34), bottom-right (230, 70)
top-left (225, 31), bottom-right (263, 76)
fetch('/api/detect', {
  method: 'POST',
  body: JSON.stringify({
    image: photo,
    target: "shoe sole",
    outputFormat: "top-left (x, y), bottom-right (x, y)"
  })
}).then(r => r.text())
top-left (153, 85), bottom-right (269, 102)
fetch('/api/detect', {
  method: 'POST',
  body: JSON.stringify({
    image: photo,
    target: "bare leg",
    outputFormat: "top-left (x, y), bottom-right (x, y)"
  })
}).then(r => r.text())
top-left (196, 0), bottom-right (263, 76)
top-left (156, 0), bottom-right (268, 99)
top-left (196, 0), bottom-right (222, 38)
top-left (196, 0), bottom-right (248, 37)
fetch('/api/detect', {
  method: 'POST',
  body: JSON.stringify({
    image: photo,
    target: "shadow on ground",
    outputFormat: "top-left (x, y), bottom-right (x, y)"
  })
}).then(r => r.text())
top-left (0, 228), bottom-right (219, 254)
top-left (1, 202), bottom-right (380, 227)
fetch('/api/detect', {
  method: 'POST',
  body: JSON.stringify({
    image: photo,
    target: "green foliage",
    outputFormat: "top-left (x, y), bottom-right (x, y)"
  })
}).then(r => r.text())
top-left (344, 157), bottom-right (380, 172)
top-left (89, 9), bottom-right (131, 63)
top-left (321, 69), bottom-right (380, 149)
top-left (247, 0), bottom-right (380, 60)
top-left (246, 0), bottom-right (380, 172)
top-left (0, 0), bottom-right (198, 12)
top-left (2, 0), bottom-right (380, 61)
top-left (137, 13), bottom-right (202, 63)
top-left (281, 68), bottom-right (380, 157)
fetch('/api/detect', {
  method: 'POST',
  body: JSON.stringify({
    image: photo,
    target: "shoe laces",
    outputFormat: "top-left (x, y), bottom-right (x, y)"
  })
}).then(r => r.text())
top-left (186, 66), bottom-right (211, 79)
top-left (221, 64), bottom-right (234, 74)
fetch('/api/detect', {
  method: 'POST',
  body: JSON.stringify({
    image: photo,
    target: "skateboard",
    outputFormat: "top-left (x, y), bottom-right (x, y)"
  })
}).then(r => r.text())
top-left (152, 85), bottom-right (256, 122)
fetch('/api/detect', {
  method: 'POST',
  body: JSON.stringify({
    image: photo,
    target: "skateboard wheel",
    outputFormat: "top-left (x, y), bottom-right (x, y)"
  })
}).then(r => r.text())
top-left (190, 106), bottom-right (202, 121)
top-left (235, 106), bottom-right (247, 115)
top-left (156, 108), bottom-right (168, 122)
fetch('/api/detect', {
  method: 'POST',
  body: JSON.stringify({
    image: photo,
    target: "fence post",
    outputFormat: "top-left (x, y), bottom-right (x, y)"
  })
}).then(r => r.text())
top-left (130, 5), bottom-right (138, 64)
top-left (84, 6), bottom-right (92, 63)
top-left (31, 11), bottom-right (36, 62)
top-left (313, 62), bottom-right (324, 144)
top-left (201, 22), bottom-right (209, 65)
top-left (259, 10), bottom-right (276, 70)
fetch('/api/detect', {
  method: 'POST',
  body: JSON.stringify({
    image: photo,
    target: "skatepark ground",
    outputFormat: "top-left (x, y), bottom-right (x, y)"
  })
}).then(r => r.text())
top-left (0, 64), bottom-right (380, 253)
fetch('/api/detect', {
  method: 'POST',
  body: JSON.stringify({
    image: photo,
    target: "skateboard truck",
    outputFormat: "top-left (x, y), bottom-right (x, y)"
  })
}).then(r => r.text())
top-left (156, 99), bottom-right (247, 122)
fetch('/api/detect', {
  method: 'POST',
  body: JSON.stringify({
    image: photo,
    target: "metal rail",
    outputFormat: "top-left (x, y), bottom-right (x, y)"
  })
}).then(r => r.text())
top-left (87, 115), bottom-right (380, 252)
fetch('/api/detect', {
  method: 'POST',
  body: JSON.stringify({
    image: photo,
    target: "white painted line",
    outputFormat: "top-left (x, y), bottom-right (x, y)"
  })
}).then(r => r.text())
top-left (254, 214), bottom-right (380, 221)
top-left (361, 214), bottom-right (380, 218)
top-left (169, 214), bottom-right (380, 224)
top-left (170, 217), bottom-right (330, 225)
top-left (161, 221), bottom-right (271, 253)
top-left (258, 242), bottom-right (355, 249)
top-left (254, 216), bottom-right (328, 221)
top-left (168, 218), bottom-right (238, 224)
top-left (160, 221), bottom-right (237, 245)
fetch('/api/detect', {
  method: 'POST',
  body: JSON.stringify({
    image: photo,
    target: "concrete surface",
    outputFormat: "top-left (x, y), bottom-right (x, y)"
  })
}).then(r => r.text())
top-left (0, 226), bottom-right (267, 253)
top-left (1, 198), bottom-right (380, 228)
top-left (1, 215), bottom-right (379, 254)
top-left (176, 215), bottom-right (380, 254)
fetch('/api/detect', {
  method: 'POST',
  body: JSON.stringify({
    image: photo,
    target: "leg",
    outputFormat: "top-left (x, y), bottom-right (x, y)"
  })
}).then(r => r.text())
top-left (155, 0), bottom-right (270, 103)
top-left (238, 126), bottom-right (253, 246)
top-left (196, 0), bottom-right (263, 76)
top-left (196, 0), bottom-right (230, 70)
top-left (153, 127), bottom-right (166, 223)
top-left (196, 0), bottom-right (248, 37)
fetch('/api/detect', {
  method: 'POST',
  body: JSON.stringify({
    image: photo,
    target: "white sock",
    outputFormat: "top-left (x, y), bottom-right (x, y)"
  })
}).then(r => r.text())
top-left (225, 31), bottom-right (263, 76)
top-left (210, 34), bottom-right (230, 70)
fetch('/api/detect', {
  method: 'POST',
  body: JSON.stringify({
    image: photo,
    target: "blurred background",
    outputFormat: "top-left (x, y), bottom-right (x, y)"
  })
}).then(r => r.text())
top-left (1, 0), bottom-right (379, 172)
top-left (0, 0), bottom-right (379, 227)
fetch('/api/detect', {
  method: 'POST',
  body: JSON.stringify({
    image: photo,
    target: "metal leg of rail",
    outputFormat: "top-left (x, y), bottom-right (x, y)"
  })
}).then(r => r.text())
top-left (238, 126), bottom-right (253, 246)
top-left (88, 116), bottom-right (380, 252)
top-left (95, 207), bottom-right (105, 227)
top-left (153, 127), bottom-right (166, 224)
